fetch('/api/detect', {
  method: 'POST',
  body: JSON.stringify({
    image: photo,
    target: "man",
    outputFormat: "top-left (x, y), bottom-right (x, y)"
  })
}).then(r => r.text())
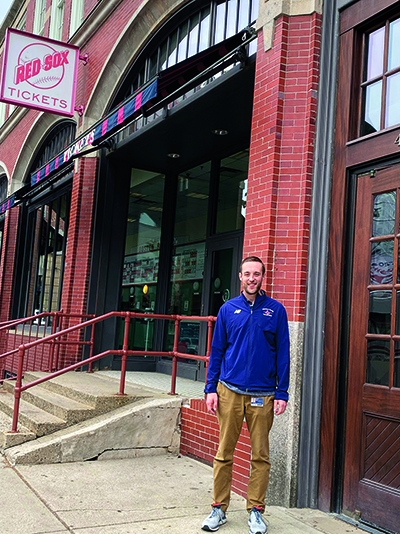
top-left (201, 256), bottom-right (290, 534)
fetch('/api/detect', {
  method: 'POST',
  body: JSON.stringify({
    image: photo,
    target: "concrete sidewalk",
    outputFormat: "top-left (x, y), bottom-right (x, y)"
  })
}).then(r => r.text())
top-left (1, 453), bottom-right (362, 534)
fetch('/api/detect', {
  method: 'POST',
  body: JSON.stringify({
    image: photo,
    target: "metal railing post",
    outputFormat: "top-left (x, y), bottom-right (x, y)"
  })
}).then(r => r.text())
top-left (118, 313), bottom-right (131, 395)
top-left (88, 322), bottom-right (96, 373)
top-left (170, 318), bottom-right (180, 395)
top-left (48, 312), bottom-right (58, 371)
top-left (11, 346), bottom-right (25, 433)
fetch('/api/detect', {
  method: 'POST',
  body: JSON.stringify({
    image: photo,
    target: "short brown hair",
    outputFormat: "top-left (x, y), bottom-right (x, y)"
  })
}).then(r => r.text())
top-left (240, 256), bottom-right (265, 275)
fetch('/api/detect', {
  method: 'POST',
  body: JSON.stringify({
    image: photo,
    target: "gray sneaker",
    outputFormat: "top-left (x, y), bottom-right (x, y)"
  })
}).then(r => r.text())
top-left (201, 506), bottom-right (227, 531)
top-left (248, 507), bottom-right (268, 534)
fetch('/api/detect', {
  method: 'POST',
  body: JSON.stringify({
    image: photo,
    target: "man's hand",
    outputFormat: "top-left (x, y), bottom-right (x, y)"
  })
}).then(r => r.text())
top-left (274, 399), bottom-right (287, 415)
top-left (206, 393), bottom-right (218, 415)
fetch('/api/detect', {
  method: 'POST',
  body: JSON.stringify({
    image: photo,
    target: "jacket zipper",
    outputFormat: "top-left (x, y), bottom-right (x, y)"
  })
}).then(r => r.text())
top-left (246, 300), bottom-right (254, 392)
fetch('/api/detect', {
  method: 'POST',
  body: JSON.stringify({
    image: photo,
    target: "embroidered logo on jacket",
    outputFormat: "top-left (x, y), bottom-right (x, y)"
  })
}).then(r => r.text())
top-left (234, 309), bottom-right (241, 314)
top-left (263, 308), bottom-right (274, 317)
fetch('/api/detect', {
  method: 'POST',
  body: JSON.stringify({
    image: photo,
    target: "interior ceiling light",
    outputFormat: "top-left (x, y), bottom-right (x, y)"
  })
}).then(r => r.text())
top-left (167, 153), bottom-right (180, 158)
top-left (212, 129), bottom-right (228, 136)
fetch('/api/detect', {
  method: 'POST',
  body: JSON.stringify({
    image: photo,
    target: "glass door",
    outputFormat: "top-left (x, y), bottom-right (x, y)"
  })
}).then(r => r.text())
top-left (197, 233), bottom-right (243, 380)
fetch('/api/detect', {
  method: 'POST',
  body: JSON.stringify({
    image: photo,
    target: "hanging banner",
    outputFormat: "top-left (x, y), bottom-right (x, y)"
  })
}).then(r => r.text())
top-left (30, 78), bottom-right (158, 186)
top-left (0, 28), bottom-right (79, 117)
top-left (0, 195), bottom-right (15, 214)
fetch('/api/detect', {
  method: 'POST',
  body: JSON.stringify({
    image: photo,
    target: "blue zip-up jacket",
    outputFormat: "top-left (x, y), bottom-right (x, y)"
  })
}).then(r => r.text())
top-left (205, 292), bottom-right (290, 401)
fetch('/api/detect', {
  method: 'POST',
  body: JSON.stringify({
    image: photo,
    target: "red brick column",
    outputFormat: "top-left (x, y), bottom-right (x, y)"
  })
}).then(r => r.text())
top-left (0, 207), bottom-right (20, 324)
top-left (59, 156), bottom-right (98, 367)
top-left (0, 207), bottom-right (21, 373)
top-left (245, 14), bottom-right (322, 322)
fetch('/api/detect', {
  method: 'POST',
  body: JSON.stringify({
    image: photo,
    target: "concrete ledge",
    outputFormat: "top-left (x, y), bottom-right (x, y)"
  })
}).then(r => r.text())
top-left (5, 397), bottom-right (182, 465)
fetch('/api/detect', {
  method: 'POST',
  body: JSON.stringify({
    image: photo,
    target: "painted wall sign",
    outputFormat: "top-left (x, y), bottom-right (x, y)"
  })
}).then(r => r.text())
top-left (0, 28), bottom-right (79, 117)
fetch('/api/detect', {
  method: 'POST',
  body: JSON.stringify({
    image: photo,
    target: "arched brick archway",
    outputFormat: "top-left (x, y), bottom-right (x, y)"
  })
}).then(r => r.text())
top-left (83, 0), bottom-right (189, 128)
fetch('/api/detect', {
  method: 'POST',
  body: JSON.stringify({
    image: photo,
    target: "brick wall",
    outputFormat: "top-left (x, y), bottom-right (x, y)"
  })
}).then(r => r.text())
top-left (59, 156), bottom-right (98, 367)
top-left (244, 14), bottom-right (322, 322)
top-left (180, 399), bottom-right (252, 499)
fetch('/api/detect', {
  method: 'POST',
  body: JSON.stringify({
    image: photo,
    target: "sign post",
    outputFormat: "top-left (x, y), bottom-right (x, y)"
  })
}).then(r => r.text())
top-left (0, 28), bottom-right (80, 117)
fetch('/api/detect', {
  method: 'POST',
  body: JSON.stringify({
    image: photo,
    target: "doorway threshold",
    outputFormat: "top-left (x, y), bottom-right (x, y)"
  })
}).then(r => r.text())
top-left (335, 514), bottom-right (397, 534)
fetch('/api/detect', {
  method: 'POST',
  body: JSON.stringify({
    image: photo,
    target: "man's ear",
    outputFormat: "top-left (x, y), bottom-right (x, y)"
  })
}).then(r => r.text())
top-left (238, 271), bottom-right (242, 281)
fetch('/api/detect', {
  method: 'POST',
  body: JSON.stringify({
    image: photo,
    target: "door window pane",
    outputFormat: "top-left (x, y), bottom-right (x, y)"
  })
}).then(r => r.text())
top-left (121, 170), bottom-right (164, 351)
top-left (210, 248), bottom-right (233, 316)
top-left (166, 162), bottom-right (210, 354)
top-left (368, 290), bottom-right (391, 334)
top-left (385, 72), bottom-right (400, 128)
top-left (365, 27), bottom-right (385, 81)
top-left (361, 81), bottom-right (382, 135)
top-left (388, 18), bottom-right (400, 71)
top-left (367, 340), bottom-right (390, 386)
top-left (216, 150), bottom-right (248, 234)
top-left (370, 241), bottom-right (394, 285)
top-left (394, 341), bottom-right (400, 388)
top-left (372, 192), bottom-right (396, 237)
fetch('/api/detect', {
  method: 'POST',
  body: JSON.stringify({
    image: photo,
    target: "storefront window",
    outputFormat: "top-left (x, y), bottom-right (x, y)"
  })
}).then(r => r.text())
top-left (120, 169), bottom-right (165, 350)
top-left (165, 162), bottom-right (210, 353)
top-left (361, 17), bottom-right (400, 136)
top-left (22, 191), bottom-right (70, 316)
top-left (216, 150), bottom-right (248, 233)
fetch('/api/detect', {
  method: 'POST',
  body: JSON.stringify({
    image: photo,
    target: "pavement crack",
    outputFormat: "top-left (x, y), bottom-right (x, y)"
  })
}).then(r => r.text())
top-left (9, 461), bottom-right (77, 534)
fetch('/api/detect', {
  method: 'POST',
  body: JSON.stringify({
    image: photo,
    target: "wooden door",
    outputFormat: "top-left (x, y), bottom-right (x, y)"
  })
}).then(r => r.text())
top-left (344, 167), bottom-right (400, 532)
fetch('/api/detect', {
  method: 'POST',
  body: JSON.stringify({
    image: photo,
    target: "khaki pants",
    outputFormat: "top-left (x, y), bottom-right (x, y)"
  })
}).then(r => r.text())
top-left (213, 382), bottom-right (274, 513)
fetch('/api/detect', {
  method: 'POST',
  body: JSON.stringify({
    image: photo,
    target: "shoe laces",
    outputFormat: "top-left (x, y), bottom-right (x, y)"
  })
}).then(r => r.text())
top-left (251, 508), bottom-right (264, 524)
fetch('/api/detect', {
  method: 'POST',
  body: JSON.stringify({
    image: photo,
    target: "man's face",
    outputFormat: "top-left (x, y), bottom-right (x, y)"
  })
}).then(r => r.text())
top-left (239, 261), bottom-right (265, 301)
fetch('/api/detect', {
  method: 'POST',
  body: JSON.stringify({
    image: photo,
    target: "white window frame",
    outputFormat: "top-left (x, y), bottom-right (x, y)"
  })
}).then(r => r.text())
top-left (69, 0), bottom-right (84, 37)
top-left (33, 0), bottom-right (47, 35)
top-left (49, 0), bottom-right (65, 41)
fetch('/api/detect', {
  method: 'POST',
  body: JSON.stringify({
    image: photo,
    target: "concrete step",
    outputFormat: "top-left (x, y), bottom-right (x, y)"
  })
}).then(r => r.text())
top-left (22, 371), bottom-right (154, 411)
top-left (3, 381), bottom-right (94, 424)
top-left (0, 410), bottom-right (35, 449)
top-left (0, 389), bottom-right (66, 437)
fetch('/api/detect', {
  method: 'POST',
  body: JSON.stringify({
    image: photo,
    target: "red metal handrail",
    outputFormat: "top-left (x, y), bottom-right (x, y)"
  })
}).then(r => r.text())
top-left (5, 311), bottom-right (216, 433)
top-left (0, 311), bottom-right (95, 376)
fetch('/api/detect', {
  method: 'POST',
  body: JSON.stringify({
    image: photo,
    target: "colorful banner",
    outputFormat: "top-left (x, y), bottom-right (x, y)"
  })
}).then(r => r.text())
top-left (0, 195), bottom-right (15, 214)
top-left (30, 79), bottom-right (158, 187)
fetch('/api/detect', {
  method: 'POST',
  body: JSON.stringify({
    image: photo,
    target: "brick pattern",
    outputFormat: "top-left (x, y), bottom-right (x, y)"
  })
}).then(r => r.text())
top-left (180, 399), bottom-right (252, 499)
top-left (245, 14), bottom-right (322, 322)
top-left (59, 156), bottom-right (98, 367)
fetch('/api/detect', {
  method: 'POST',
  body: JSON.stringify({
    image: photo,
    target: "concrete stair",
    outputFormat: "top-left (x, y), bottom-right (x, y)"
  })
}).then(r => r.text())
top-left (0, 371), bottom-right (172, 454)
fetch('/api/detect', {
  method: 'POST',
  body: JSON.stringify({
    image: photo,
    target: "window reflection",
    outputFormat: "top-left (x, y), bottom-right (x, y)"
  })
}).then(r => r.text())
top-left (388, 18), bottom-right (400, 71)
top-left (365, 27), bottom-right (385, 80)
top-left (361, 81), bottom-right (382, 135)
top-left (370, 241), bottom-right (394, 285)
top-left (166, 162), bottom-right (210, 356)
top-left (372, 191), bottom-right (396, 237)
top-left (23, 193), bottom-right (70, 317)
top-left (394, 341), bottom-right (400, 388)
top-left (121, 170), bottom-right (165, 351)
top-left (367, 340), bottom-right (390, 386)
top-left (216, 150), bottom-right (249, 233)
top-left (385, 71), bottom-right (400, 128)
top-left (369, 290), bottom-right (391, 334)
